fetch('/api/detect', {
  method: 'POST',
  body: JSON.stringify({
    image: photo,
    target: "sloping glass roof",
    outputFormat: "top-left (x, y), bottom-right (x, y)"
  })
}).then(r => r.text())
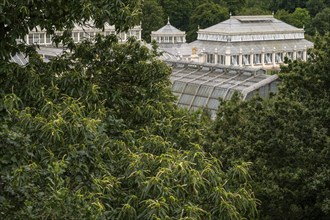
top-left (199, 16), bottom-right (303, 35)
top-left (169, 61), bottom-right (278, 118)
top-left (10, 53), bottom-right (28, 66)
top-left (152, 20), bottom-right (185, 35)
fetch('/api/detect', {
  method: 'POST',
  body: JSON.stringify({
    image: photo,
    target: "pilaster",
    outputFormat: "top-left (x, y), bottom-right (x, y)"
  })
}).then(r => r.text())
top-left (225, 46), bottom-right (231, 66)
top-left (238, 48), bottom-right (242, 67)
top-left (272, 47), bottom-right (276, 66)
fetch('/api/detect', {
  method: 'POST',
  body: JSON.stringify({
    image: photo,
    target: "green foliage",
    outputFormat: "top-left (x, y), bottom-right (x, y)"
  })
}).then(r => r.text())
top-left (271, 0), bottom-right (308, 13)
top-left (142, 0), bottom-right (166, 42)
top-left (289, 8), bottom-right (311, 28)
top-left (309, 8), bottom-right (330, 35)
top-left (222, 0), bottom-right (247, 15)
top-left (187, 2), bottom-right (229, 42)
top-left (275, 8), bottom-right (311, 28)
top-left (0, 0), bottom-right (142, 60)
top-left (206, 34), bottom-right (330, 219)
top-left (158, 0), bottom-right (195, 31)
top-left (0, 1), bottom-right (258, 219)
top-left (238, 7), bottom-right (271, 16)
top-left (306, 0), bottom-right (326, 16)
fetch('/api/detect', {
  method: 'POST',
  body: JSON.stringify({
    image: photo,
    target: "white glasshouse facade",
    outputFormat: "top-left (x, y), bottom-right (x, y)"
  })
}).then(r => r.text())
top-left (18, 22), bottom-right (142, 60)
top-left (156, 15), bottom-right (313, 69)
top-left (22, 22), bottom-right (142, 46)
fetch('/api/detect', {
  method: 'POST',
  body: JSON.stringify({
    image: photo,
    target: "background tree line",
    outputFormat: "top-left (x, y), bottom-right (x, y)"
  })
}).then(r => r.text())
top-left (142, 0), bottom-right (330, 42)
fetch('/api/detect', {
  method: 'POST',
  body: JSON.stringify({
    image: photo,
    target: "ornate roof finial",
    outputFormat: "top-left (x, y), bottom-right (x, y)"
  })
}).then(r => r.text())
top-left (167, 17), bottom-right (170, 25)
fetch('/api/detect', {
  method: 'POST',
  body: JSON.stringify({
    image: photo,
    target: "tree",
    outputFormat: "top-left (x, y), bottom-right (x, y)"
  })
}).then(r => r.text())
top-left (205, 34), bottom-right (330, 219)
top-left (275, 8), bottom-right (311, 29)
top-left (187, 2), bottom-right (229, 42)
top-left (274, 9), bottom-right (291, 23)
top-left (158, 0), bottom-right (194, 31)
top-left (223, 0), bottom-right (247, 15)
top-left (306, 0), bottom-right (326, 16)
top-left (309, 8), bottom-right (330, 35)
top-left (141, 0), bottom-right (166, 42)
top-left (244, 0), bottom-right (271, 10)
top-left (0, 1), bottom-right (258, 219)
top-left (288, 8), bottom-right (311, 28)
top-left (271, 0), bottom-right (308, 13)
top-left (0, 0), bottom-right (142, 60)
top-left (238, 7), bottom-right (271, 16)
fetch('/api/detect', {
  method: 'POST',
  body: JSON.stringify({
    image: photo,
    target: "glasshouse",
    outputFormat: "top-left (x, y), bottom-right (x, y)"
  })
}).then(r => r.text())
top-left (156, 15), bottom-right (313, 69)
top-left (168, 61), bottom-right (278, 118)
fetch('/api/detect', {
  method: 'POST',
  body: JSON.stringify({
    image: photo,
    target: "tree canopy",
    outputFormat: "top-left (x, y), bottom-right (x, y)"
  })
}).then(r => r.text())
top-left (205, 34), bottom-right (330, 219)
top-left (1, 0), bottom-right (330, 219)
top-left (0, 1), bottom-right (258, 219)
top-left (0, 0), bottom-right (142, 60)
top-left (141, 0), bottom-right (166, 43)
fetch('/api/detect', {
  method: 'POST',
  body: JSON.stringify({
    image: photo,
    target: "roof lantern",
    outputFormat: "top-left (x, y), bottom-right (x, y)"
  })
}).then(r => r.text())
top-left (151, 18), bottom-right (186, 44)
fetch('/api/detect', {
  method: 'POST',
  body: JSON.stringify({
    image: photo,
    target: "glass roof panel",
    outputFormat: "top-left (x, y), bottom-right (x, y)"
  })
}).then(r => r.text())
top-left (192, 96), bottom-right (208, 107)
top-left (224, 89), bottom-right (236, 100)
top-left (183, 83), bottom-right (199, 95)
top-left (196, 85), bottom-right (213, 97)
top-left (179, 94), bottom-right (194, 105)
top-left (172, 81), bottom-right (186, 93)
top-left (211, 87), bottom-right (228, 99)
top-left (207, 98), bottom-right (220, 110)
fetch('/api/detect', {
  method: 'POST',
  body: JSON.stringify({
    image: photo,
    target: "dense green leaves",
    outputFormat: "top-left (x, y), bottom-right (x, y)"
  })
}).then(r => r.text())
top-left (187, 2), bottom-right (229, 42)
top-left (0, 1), bottom-right (258, 217)
top-left (141, 0), bottom-right (166, 42)
top-left (2, 0), bottom-right (330, 219)
top-left (206, 34), bottom-right (330, 219)
top-left (0, 0), bottom-right (142, 60)
top-left (309, 8), bottom-right (330, 35)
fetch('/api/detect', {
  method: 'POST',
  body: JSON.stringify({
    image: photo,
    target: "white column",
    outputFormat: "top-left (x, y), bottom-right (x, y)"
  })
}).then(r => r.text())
top-left (261, 47), bottom-right (265, 67)
top-left (250, 48), bottom-right (254, 67)
top-left (239, 48), bottom-right (242, 67)
top-left (198, 53), bottom-right (203, 63)
top-left (293, 45), bottom-right (297, 60)
top-left (225, 47), bottom-right (231, 66)
top-left (214, 48), bottom-right (218, 64)
top-left (303, 45), bottom-right (307, 61)
top-left (272, 47), bottom-right (276, 67)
